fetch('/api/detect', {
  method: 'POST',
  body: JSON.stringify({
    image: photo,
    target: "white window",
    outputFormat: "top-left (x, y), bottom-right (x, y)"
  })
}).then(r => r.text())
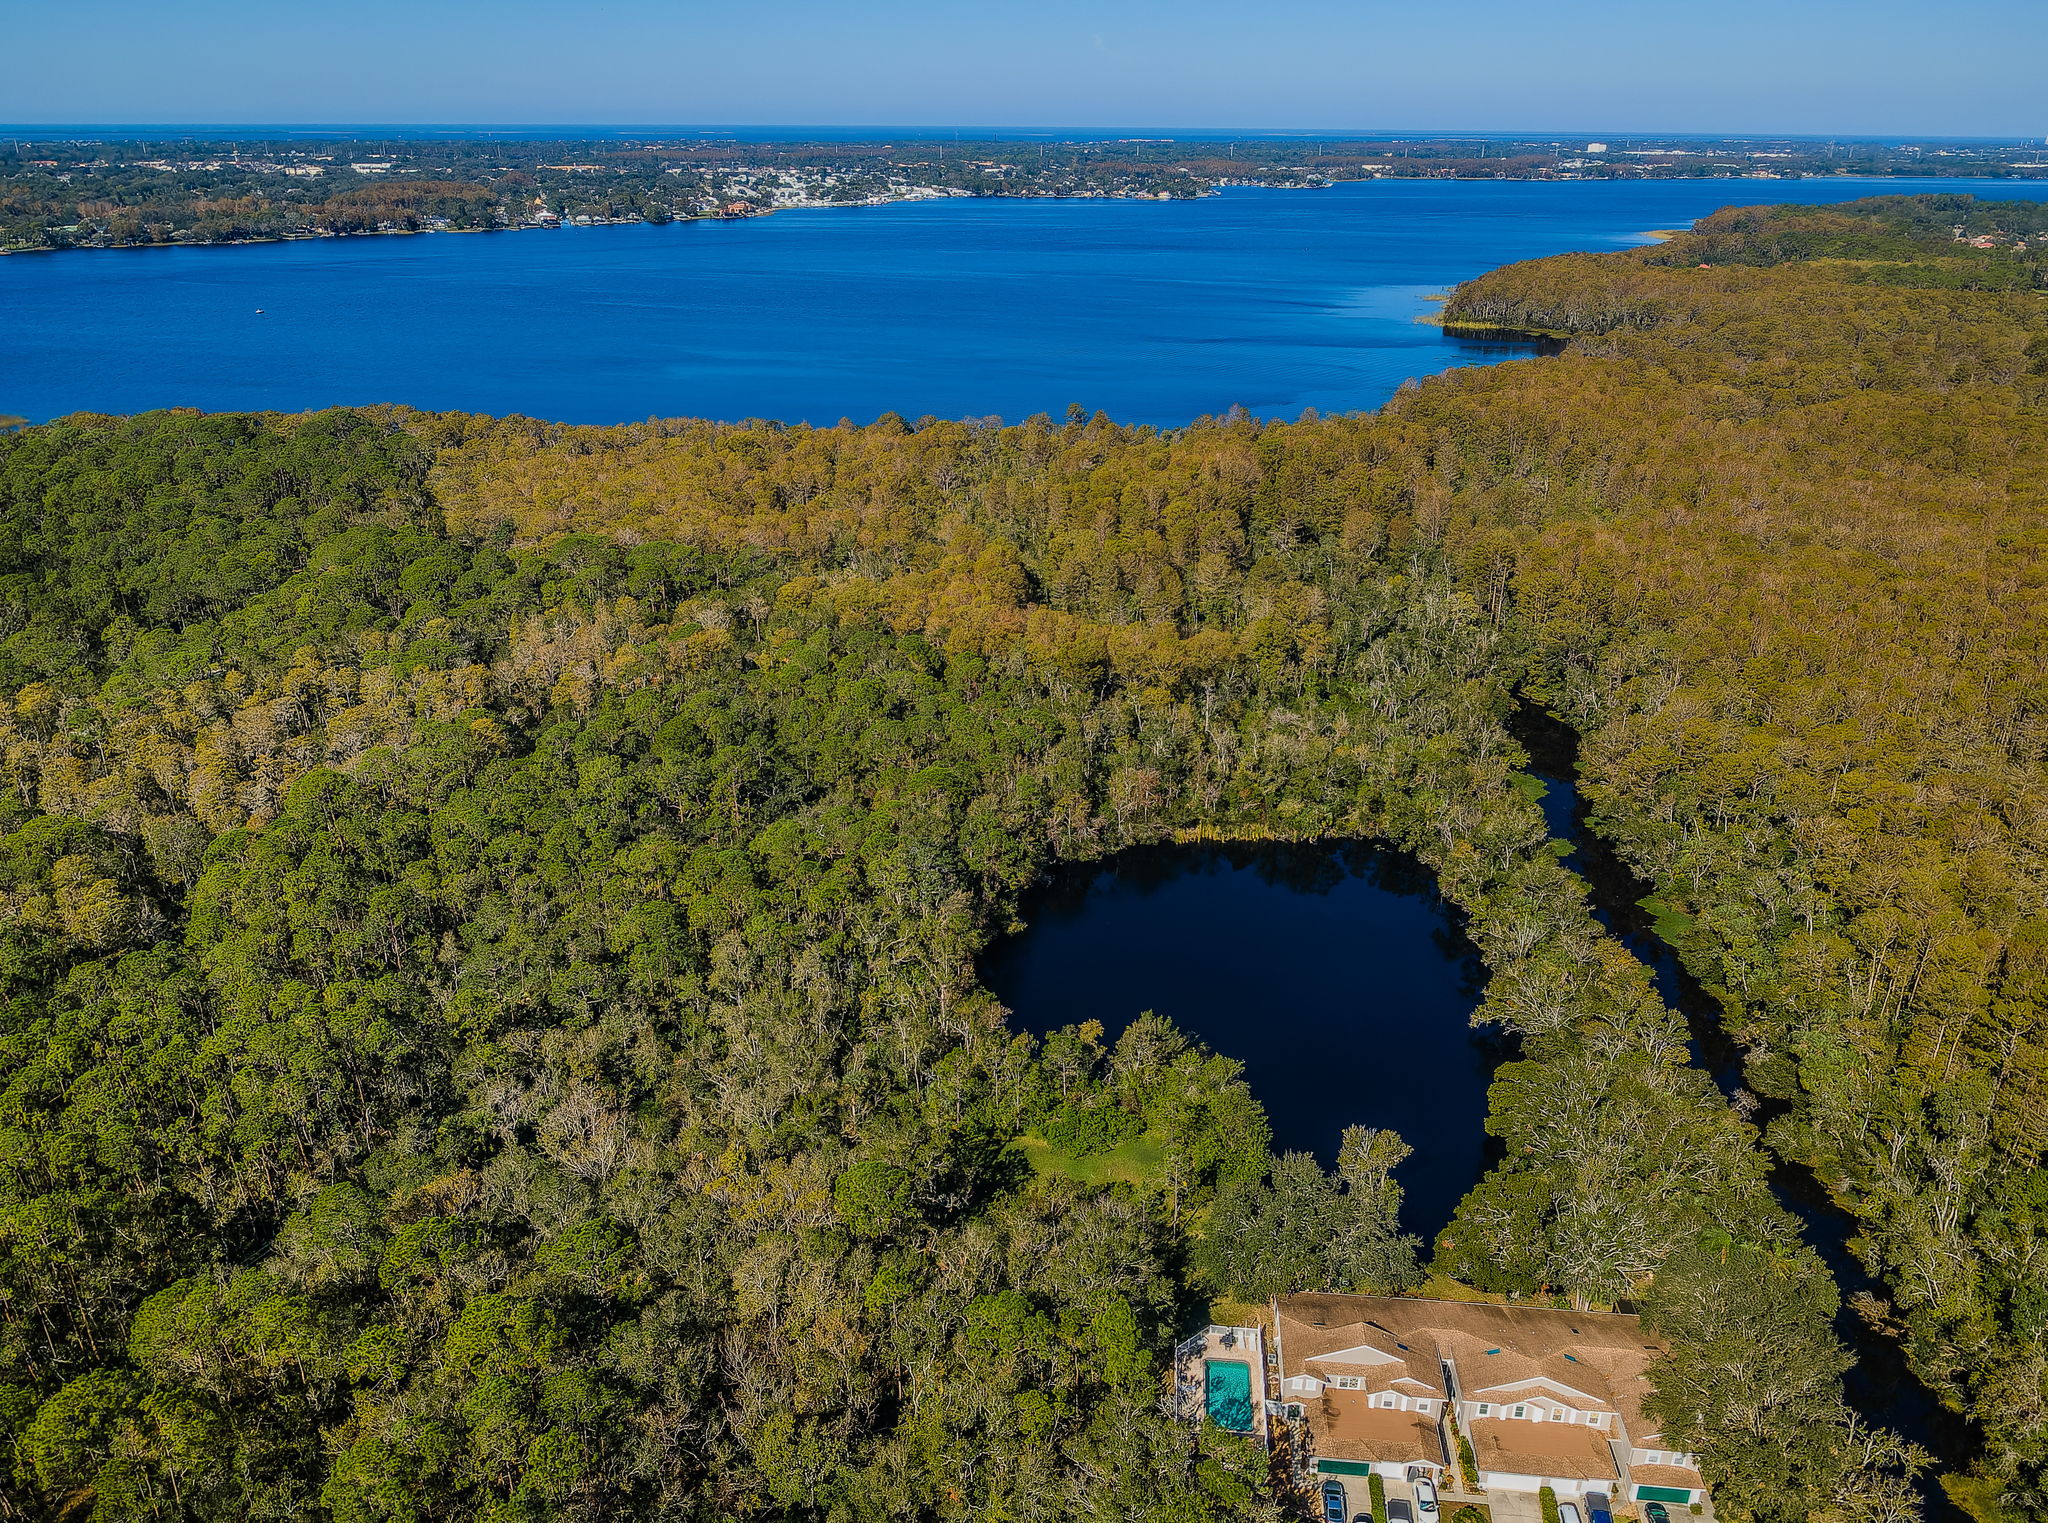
top-left (1375, 1392), bottom-right (1398, 1408)
top-left (1414, 1401), bottom-right (1433, 1414)
top-left (1333, 1376), bottom-right (1363, 1390)
top-left (1512, 1405), bottom-right (1527, 1419)
top-left (1475, 1403), bottom-right (1492, 1417)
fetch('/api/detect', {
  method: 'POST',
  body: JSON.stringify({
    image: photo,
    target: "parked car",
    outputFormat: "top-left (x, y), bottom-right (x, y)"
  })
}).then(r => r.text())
top-left (1388, 1501), bottom-right (1416, 1523)
top-left (1413, 1478), bottom-right (1439, 1514)
top-left (1559, 1504), bottom-right (1584, 1523)
top-left (1586, 1492), bottom-right (1614, 1523)
top-left (1321, 1481), bottom-right (1346, 1523)
top-left (1645, 1504), bottom-right (1672, 1523)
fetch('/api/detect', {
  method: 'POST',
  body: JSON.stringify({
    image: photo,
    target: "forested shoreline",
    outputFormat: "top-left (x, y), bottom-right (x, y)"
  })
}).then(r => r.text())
top-left (5, 134), bottom-right (2046, 254)
top-left (1, 194), bottom-right (2043, 1522)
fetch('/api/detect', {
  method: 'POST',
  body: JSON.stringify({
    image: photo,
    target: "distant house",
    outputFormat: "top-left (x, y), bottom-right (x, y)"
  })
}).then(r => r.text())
top-left (1273, 1294), bottom-right (1709, 1510)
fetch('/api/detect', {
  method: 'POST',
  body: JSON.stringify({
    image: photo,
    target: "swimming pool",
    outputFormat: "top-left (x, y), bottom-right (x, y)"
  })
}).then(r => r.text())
top-left (1205, 1358), bottom-right (1255, 1432)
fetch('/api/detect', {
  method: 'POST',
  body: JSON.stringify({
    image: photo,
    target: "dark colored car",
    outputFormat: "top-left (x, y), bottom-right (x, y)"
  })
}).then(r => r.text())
top-left (1586, 1492), bottom-right (1614, 1523)
top-left (1388, 1501), bottom-right (1416, 1523)
top-left (1322, 1481), bottom-right (1346, 1523)
top-left (1645, 1504), bottom-right (1672, 1523)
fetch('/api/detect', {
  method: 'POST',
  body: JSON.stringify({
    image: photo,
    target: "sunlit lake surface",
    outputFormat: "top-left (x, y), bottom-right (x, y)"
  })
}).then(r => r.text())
top-left (5, 176), bottom-right (2037, 425)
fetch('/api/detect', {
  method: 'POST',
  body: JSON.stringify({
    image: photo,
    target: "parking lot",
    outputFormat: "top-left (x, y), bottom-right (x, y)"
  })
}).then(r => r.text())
top-left (1317, 1474), bottom-right (1458, 1522)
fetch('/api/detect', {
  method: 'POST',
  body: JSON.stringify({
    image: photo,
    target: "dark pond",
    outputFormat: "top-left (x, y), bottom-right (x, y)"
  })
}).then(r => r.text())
top-left (979, 839), bottom-right (1501, 1239)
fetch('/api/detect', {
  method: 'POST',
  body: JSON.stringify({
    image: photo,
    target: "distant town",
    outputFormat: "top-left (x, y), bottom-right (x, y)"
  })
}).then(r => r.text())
top-left (4, 131), bottom-right (2046, 252)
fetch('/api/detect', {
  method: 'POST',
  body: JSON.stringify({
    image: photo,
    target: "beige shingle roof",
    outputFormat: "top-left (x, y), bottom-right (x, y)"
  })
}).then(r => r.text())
top-left (1308, 1394), bottom-right (1449, 1467)
top-left (1470, 1416), bottom-right (1620, 1482)
top-left (1273, 1295), bottom-right (1672, 1443)
top-left (1274, 1293), bottom-right (1450, 1397)
top-left (1629, 1464), bottom-right (1705, 1491)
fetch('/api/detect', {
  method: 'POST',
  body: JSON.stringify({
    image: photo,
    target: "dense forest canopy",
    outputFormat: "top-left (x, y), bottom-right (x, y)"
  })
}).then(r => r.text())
top-left (0, 194), bottom-right (2043, 1523)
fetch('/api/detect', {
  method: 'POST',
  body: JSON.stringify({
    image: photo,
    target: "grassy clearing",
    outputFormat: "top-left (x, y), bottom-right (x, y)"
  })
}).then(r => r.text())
top-left (1013, 1131), bottom-right (1169, 1186)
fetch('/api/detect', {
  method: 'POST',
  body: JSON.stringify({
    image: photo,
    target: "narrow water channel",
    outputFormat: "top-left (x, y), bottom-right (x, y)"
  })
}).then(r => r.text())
top-left (1513, 706), bottom-right (1978, 1519)
top-left (980, 839), bottom-right (1502, 1239)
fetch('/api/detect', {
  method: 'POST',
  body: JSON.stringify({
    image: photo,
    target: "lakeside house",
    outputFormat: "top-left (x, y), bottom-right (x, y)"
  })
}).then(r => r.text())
top-left (1273, 1294), bottom-right (1709, 1512)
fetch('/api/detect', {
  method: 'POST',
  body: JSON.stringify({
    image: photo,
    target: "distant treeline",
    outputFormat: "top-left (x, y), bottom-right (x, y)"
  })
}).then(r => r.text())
top-left (0, 195), bottom-right (2043, 1523)
top-left (4, 133), bottom-right (2045, 253)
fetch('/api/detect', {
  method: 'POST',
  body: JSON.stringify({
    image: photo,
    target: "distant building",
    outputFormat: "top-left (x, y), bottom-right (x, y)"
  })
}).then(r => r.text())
top-left (1273, 1294), bottom-right (1709, 1511)
top-left (1585, 143), bottom-right (1610, 154)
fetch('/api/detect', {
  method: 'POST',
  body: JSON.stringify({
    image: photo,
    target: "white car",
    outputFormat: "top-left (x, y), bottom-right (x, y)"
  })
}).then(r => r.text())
top-left (1558, 1504), bottom-right (1584, 1523)
top-left (1413, 1478), bottom-right (1439, 1514)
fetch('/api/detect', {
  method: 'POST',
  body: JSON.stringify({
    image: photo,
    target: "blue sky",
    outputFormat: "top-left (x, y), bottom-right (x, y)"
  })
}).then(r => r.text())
top-left (11, 0), bottom-right (2045, 136)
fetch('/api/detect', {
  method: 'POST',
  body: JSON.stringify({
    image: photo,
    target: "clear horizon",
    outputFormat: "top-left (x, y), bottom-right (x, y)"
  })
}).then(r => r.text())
top-left (4, 124), bottom-right (2044, 144)
top-left (12, 0), bottom-right (2046, 138)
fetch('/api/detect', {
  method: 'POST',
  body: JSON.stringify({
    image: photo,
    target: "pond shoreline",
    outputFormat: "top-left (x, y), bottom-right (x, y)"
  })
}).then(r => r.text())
top-left (981, 835), bottom-right (1506, 1241)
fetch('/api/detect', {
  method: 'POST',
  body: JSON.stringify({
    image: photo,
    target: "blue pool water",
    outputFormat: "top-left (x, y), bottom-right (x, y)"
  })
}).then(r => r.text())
top-left (1205, 1359), bottom-right (1254, 1432)
top-left (3, 177), bottom-right (2037, 427)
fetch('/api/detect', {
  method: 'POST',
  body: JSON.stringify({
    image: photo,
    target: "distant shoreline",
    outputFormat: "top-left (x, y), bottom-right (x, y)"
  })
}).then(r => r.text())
top-left (4, 172), bottom-right (2043, 259)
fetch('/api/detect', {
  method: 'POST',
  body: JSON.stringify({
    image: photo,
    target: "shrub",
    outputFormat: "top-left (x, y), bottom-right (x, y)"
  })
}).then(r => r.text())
top-left (832, 1160), bottom-right (913, 1238)
top-left (1042, 1099), bottom-right (1143, 1155)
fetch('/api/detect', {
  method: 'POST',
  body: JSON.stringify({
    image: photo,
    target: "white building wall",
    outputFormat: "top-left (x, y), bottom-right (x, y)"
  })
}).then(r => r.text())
top-left (1480, 1473), bottom-right (1612, 1497)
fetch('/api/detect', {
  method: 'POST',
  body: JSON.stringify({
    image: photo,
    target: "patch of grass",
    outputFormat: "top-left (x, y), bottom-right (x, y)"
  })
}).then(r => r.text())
top-left (1942, 1473), bottom-right (2029, 1523)
top-left (1413, 1273), bottom-right (1508, 1304)
top-left (1207, 1295), bottom-right (1268, 1328)
top-left (1013, 1131), bottom-right (1168, 1186)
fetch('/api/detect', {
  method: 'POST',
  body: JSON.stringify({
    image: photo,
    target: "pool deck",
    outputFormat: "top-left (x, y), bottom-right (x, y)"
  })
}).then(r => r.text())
top-left (1171, 1323), bottom-right (1271, 1443)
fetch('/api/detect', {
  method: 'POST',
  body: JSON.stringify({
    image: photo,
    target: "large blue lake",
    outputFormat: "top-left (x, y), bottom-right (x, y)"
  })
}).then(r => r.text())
top-left (4, 176), bottom-right (2038, 426)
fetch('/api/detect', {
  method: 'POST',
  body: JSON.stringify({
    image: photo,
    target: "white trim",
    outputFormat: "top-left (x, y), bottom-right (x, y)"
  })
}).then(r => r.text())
top-left (1306, 1343), bottom-right (1403, 1367)
top-left (1466, 1375), bottom-right (1609, 1407)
